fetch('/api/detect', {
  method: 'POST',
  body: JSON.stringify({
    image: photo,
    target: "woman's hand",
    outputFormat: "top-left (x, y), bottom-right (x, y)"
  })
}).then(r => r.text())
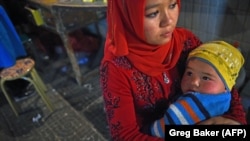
top-left (198, 116), bottom-right (241, 125)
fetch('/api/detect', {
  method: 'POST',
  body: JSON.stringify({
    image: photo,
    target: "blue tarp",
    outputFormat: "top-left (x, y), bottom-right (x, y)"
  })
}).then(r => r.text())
top-left (0, 5), bottom-right (26, 68)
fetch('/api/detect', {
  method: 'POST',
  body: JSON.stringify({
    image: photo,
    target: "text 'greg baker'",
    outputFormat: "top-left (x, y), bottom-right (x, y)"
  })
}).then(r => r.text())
top-left (169, 129), bottom-right (220, 138)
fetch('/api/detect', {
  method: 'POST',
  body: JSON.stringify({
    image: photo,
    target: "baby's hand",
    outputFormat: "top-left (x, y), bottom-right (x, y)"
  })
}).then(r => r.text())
top-left (198, 116), bottom-right (241, 125)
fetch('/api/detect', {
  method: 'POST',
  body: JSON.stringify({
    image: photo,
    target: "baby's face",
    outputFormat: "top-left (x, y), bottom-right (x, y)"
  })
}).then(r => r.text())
top-left (181, 58), bottom-right (226, 94)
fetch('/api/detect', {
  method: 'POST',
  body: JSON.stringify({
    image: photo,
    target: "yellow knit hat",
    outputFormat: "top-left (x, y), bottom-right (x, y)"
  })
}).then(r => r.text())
top-left (187, 41), bottom-right (245, 91)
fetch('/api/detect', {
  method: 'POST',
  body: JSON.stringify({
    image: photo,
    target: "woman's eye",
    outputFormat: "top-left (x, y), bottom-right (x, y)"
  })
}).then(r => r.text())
top-left (169, 2), bottom-right (177, 9)
top-left (145, 11), bottom-right (159, 18)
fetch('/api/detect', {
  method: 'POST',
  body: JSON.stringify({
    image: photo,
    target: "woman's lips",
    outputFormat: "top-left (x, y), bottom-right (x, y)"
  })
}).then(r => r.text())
top-left (161, 31), bottom-right (172, 38)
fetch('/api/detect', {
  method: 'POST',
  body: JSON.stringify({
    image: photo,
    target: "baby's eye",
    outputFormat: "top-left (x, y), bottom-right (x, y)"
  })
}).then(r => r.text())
top-left (202, 76), bottom-right (210, 80)
top-left (145, 11), bottom-right (159, 18)
top-left (186, 71), bottom-right (192, 76)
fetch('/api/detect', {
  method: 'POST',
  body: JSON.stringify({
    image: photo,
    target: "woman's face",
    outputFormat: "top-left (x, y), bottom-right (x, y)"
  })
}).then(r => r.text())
top-left (181, 59), bottom-right (226, 94)
top-left (144, 0), bottom-right (179, 45)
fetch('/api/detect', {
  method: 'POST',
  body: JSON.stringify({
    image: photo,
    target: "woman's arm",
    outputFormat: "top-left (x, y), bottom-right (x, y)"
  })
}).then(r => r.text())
top-left (100, 62), bottom-right (164, 141)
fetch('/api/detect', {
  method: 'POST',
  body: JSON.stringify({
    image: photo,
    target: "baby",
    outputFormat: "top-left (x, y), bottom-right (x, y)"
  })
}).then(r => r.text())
top-left (151, 41), bottom-right (245, 138)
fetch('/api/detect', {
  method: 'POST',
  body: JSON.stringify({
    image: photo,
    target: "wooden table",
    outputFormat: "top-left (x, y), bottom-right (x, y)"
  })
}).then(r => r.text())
top-left (26, 0), bottom-right (107, 85)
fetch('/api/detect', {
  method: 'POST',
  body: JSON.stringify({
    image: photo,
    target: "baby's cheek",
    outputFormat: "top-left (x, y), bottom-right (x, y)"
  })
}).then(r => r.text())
top-left (180, 77), bottom-right (190, 91)
top-left (202, 82), bottom-right (224, 94)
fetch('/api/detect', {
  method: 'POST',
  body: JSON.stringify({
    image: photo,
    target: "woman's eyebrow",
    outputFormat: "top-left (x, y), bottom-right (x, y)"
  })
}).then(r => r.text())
top-left (145, 0), bottom-right (176, 10)
top-left (145, 3), bottom-right (159, 11)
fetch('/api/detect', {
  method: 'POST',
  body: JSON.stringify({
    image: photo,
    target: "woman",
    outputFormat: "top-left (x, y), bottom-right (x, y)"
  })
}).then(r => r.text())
top-left (100, 0), bottom-right (246, 140)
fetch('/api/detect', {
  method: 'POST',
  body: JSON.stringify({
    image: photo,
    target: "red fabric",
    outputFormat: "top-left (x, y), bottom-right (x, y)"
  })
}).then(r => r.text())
top-left (103, 0), bottom-right (182, 76)
top-left (68, 30), bottom-right (99, 53)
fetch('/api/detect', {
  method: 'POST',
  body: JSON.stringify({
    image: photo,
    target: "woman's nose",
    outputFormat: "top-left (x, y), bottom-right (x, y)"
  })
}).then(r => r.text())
top-left (160, 10), bottom-right (172, 27)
